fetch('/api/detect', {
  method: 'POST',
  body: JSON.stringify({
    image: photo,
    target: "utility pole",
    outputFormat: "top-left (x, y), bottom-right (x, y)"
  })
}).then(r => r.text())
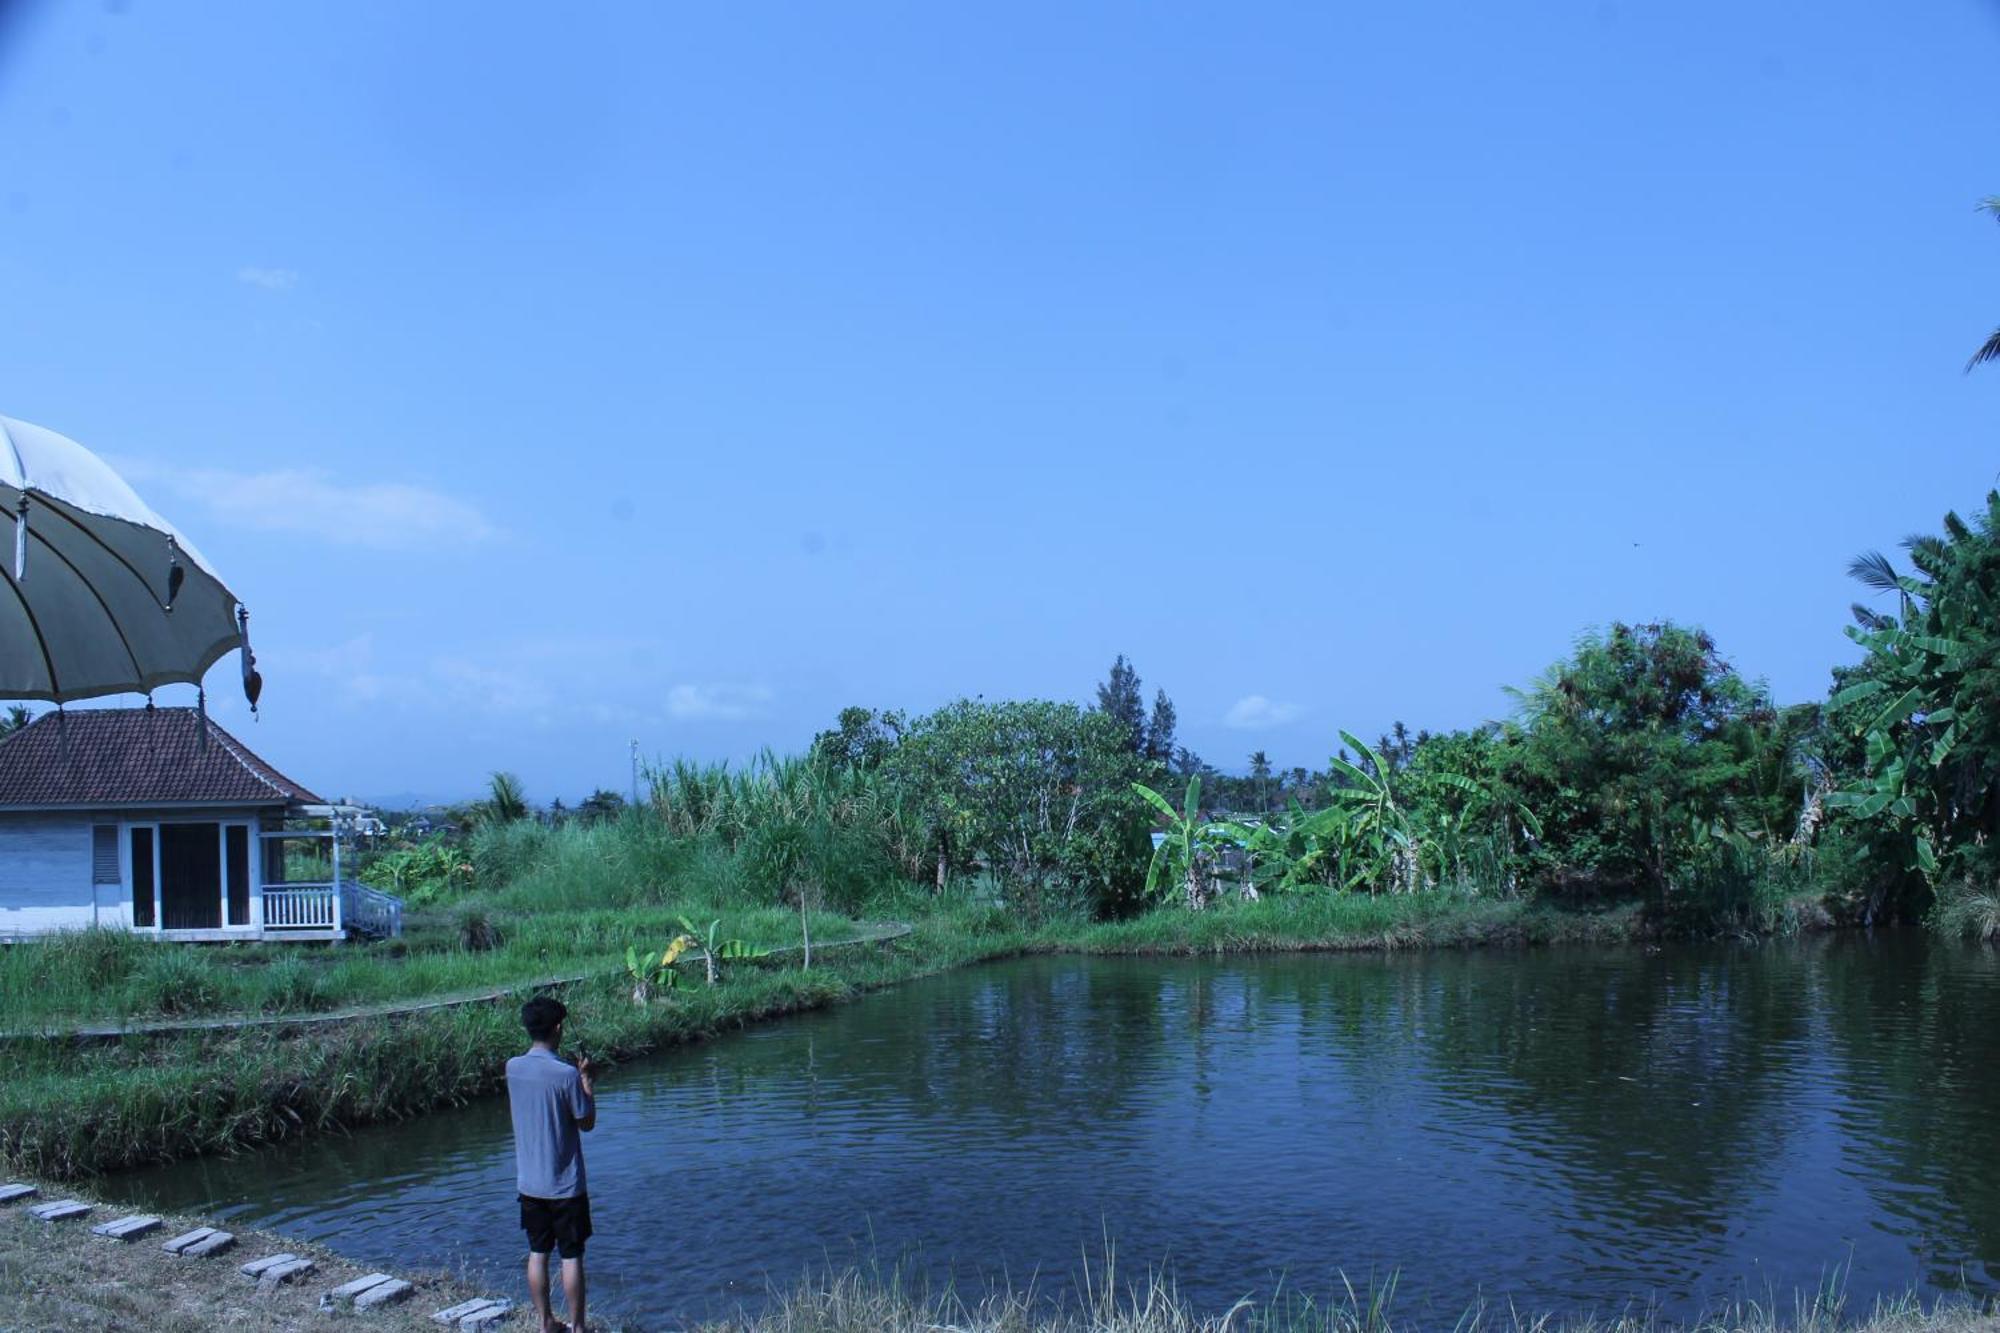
top-left (630, 739), bottom-right (640, 808)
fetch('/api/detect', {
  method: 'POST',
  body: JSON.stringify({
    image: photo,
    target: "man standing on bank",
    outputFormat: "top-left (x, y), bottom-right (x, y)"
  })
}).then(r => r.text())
top-left (508, 996), bottom-right (597, 1333)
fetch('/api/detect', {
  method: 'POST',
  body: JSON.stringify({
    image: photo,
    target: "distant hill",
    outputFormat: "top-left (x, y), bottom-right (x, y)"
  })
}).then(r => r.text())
top-left (350, 791), bottom-right (470, 814)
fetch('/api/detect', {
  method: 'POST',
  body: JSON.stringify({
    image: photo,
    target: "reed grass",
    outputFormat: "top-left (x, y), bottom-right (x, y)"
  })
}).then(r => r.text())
top-left (699, 1262), bottom-right (1991, 1333)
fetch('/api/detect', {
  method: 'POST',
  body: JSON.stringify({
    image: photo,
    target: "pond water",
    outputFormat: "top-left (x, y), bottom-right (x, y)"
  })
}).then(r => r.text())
top-left (107, 935), bottom-right (2000, 1328)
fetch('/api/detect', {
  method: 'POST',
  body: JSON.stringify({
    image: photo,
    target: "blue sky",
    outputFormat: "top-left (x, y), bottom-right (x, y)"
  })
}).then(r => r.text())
top-left (1, 2), bottom-right (1995, 804)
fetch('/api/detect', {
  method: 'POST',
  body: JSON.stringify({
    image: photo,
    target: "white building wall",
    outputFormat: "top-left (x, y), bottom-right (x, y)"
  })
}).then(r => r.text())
top-left (0, 812), bottom-right (109, 936)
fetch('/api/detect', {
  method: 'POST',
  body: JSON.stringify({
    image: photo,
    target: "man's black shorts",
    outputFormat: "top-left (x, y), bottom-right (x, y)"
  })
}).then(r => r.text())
top-left (519, 1193), bottom-right (592, 1259)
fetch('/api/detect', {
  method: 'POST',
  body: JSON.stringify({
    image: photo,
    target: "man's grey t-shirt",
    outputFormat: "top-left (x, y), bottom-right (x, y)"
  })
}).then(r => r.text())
top-left (505, 1047), bottom-right (593, 1199)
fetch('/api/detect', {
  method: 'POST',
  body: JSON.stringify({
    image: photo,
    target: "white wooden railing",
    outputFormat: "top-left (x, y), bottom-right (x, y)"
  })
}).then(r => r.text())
top-left (343, 882), bottom-right (403, 939)
top-left (259, 879), bottom-right (402, 938)
top-left (262, 883), bottom-right (339, 930)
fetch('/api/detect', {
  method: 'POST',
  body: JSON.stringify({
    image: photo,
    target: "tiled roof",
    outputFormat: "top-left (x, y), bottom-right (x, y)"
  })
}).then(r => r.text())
top-left (0, 707), bottom-right (324, 808)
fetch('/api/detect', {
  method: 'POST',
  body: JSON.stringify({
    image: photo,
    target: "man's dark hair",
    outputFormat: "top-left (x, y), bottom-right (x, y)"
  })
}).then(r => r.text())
top-left (521, 995), bottom-right (567, 1043)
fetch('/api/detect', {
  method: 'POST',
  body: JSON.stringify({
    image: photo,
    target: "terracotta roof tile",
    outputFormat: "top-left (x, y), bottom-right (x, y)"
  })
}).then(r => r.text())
top-left (0, 707), bottom-right (323, 808)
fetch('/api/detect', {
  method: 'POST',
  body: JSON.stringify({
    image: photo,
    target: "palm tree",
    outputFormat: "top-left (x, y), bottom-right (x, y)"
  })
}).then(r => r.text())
top-left (1249, 751), bottom-right (1272, 813)
top-left (484, 771), bottom-right (529, 823)
top-left (1972, 197), bottom-right (2000, 373)
top-left (0, 705), bottom-right (31, 737)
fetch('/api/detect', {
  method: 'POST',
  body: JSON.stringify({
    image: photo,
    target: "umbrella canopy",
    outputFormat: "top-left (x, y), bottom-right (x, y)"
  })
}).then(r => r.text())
top-left (0, 413), bottom-right (259, 707)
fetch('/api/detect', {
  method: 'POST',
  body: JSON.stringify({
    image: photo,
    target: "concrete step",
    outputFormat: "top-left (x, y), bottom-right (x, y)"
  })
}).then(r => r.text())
top-left (323, 1272), bottom-right (413, 1311)
top-left (241, 1251), bottom-right (316, 1292)
top-left (90, 1214), bottom-right (162, 1242)
top-left (357, 1279), bottom-right (414, 1310)
top-left (435, 1296), bottom-right (514, 1329)
top-left (166, 1227), bottom-right (237, 1259)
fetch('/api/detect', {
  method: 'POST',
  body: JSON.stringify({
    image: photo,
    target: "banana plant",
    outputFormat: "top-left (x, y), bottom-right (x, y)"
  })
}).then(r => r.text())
top-left (1827, 617), bottom-right (1978, 881)
top-left (1324, 731), bottom-right (1419, 893)
top-left (1133, 776), bottom-right (1236, 911)
top-left (674, 916), bottom-right (772, 984)
top-left (624, 936), bottom-right (692, 1006)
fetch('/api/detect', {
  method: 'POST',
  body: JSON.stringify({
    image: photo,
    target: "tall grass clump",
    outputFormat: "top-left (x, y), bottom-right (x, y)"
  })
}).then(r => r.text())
top-left (134, 947), bottom-right (224, 1016)
top-left (649, 753), bottom-right (903, 913)
top-left (0, 927), bottom-right (149, 1006)
top-left (1931, 880), bottom-right (2000, 941)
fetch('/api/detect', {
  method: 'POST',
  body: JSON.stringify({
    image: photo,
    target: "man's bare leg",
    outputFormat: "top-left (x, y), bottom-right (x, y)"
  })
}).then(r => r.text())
top-left (526, 1251), bottom-right (558, 1333)
top-left (560, 1256), bottom-right (587, 1333)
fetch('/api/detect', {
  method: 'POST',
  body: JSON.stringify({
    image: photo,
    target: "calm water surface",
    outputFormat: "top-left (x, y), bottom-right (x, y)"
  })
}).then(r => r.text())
top-left (108, 935), bottom-right (2000, 1327)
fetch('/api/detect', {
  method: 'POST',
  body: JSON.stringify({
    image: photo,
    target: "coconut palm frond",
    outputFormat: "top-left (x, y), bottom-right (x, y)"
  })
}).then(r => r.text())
top-left (1847, 550), bottom-right (1902, 594)
top-left (1971, 199), bottom-right (2000, 371)
top-left (1971, 327), bottom-right (2000, 374)
top-left (1850, 602), bottom-right (1895, 631)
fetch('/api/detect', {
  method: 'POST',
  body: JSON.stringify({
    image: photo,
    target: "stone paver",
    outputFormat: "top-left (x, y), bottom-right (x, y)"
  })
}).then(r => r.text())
top-left (90, 1214), bottom-right (162, 1241)
top-left (436, 1297), bottom-right (514, 1328)
top-left (355, 1278), bottom-right (414, 1310)
top-left (241, 1252), bottom-right (301, 1278)
top-left (161, 1226), bottom-right (220, 1254)
top-left (180, 1229), bottom-right (237, 1258)
top-left (26, 1200), bottom-right (91, 1222)
top-left (326, 1272), bottom-right (400, 1304)
top-left (254, 1256), bottom-right (317, 1292)
top-left (0, 1183), bottom-right (38, 1205)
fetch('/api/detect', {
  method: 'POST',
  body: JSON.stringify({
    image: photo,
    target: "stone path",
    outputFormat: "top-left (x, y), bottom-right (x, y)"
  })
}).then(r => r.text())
top-left (4, 1181), bottom-right (517, 1325)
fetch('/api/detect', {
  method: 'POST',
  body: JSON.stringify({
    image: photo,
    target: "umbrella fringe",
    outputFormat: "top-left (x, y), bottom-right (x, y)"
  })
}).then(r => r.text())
top-left (165, 537), bottom-right (184, 611)
top-left (238, 607), bottom-right (261, 717)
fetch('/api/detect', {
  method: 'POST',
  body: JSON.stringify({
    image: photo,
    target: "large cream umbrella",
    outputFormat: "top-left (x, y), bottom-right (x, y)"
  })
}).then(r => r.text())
top-left (0, 413), bottom-right (260, 709)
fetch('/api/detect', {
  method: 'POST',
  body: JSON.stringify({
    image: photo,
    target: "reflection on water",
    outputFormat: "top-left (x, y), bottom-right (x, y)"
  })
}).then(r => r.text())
top-left (105, 934), bottom-right (2000, 1327)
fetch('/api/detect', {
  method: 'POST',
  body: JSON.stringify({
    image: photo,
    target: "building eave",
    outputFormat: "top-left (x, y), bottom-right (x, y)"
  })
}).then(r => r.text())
top-left (0, 799), bottom-right (297, 814)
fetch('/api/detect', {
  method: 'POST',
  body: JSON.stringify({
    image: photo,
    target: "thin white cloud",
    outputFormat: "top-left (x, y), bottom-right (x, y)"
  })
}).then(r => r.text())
top-left (1224, 694), bottom-right (1304, 731)
top-left (280, 632), bottom-right (719, 731)
top-left (130, 464), bottom-right (497, 549)
top-left (236, 266), bottom-right (299, 291)
top-left (433, 657), bottom-right (554, 716)
top-left (667, 683), bottom-right (773, 722)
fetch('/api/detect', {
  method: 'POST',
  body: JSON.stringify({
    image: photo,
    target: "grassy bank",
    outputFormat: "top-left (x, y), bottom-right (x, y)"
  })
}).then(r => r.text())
top-left (0, 890), bottom-right (1691, 1180)
top-left (5, 1201), bottom-right (1991, 1333)
top-left (0, 904), bottom-right (866, 1031)
top-left (0, 909), bottom-right (1021, 1179)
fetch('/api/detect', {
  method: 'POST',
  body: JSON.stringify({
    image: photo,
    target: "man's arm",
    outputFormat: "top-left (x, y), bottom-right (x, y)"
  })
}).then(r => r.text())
top-left (574, 1060), bottom-right (597, 1133)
